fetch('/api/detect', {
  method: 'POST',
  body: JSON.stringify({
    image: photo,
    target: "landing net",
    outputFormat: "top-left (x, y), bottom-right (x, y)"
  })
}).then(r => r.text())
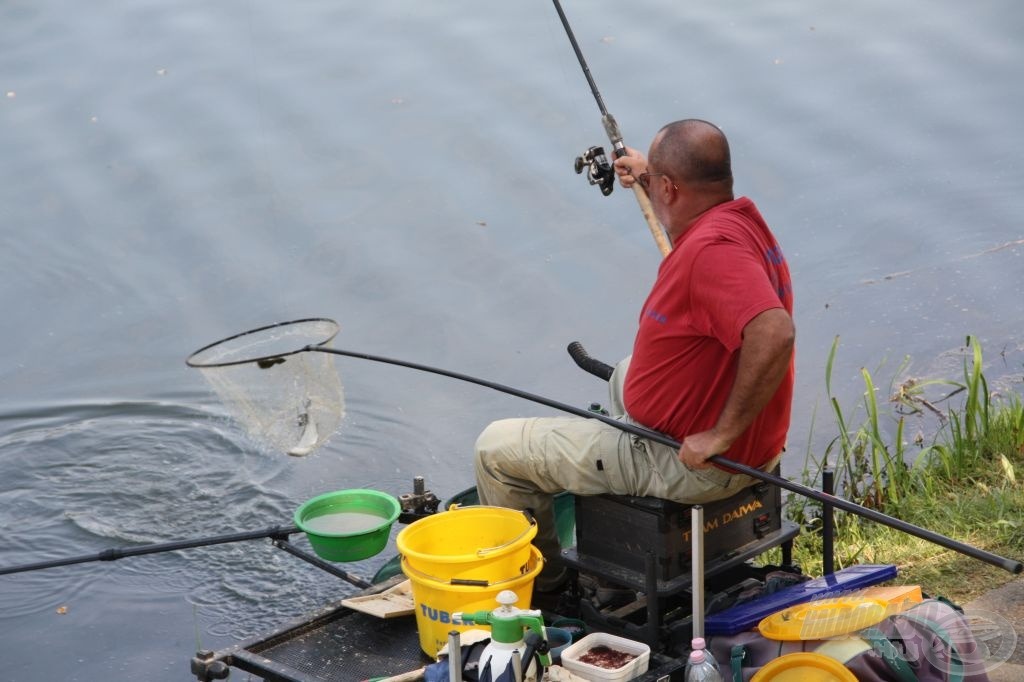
top-left (187, 318), bottom-right (344, 456)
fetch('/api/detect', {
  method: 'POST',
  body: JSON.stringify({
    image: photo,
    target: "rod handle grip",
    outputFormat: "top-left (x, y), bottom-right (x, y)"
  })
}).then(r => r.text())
top-left (631, 184), bottom-right (673, 257)
top-left (567, 341), bottom-right (614, 381)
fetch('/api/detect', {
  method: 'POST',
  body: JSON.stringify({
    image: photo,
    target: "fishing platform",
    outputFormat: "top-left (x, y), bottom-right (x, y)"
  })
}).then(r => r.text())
top-left (188, 473), bottom-right (896, 682)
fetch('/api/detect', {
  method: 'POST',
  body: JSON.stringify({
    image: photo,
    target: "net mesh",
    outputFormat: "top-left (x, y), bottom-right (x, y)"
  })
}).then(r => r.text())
top-left (188, 319), bottom-right (345, 456)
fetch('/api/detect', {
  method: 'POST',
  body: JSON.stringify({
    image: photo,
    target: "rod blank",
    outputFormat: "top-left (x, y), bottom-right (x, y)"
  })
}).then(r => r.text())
top-left (309, 345), bottom-right (1023, 575)
top-left (0, 526), bottom-right (299, 577)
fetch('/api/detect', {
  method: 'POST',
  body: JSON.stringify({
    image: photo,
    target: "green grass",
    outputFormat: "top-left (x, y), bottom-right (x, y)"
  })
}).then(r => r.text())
top-left (765, 336), bottom-right (1024, 604)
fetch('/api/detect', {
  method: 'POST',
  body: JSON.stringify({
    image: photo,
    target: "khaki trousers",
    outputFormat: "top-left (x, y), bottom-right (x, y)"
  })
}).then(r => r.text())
top-left (473, 358), bottom-right (774, 589)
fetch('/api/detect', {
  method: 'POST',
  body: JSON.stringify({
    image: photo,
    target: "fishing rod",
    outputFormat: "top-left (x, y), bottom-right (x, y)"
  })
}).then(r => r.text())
top-left (550, 0), bottom-right (673, 257)
top-left (294, 344), bottom-right (1022, 575)
top-left (0, 524), bottom-right (371, 587)
top-left (0, 526), bottom-right (296, 576)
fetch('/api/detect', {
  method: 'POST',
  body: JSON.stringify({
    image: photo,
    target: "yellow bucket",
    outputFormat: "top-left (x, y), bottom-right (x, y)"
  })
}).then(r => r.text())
top-left (402, 545), bottom-right (543, 657)
top-left (395, 505), bottom-right (537, 582)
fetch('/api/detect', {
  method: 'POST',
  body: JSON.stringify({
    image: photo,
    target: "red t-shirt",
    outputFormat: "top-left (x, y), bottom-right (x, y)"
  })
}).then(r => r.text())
top-left (623, 197), bottom-right (794, 469)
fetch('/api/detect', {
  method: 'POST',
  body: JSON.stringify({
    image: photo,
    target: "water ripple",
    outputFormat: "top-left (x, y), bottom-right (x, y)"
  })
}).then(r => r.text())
top-left (0, 399), bottom-right (348, 631)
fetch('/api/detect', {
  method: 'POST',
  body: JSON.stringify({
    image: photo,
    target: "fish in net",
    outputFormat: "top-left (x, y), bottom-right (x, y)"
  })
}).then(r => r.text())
top-left (186, 318), bottom-right (345, 456)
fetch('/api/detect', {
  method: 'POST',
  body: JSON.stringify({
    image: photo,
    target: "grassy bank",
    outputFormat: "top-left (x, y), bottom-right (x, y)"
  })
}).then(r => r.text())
top-left (769, 336), bottom-right (1024, 604)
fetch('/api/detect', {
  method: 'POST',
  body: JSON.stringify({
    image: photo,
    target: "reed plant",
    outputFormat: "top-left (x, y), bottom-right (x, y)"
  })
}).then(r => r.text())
top-left (773, 336), bottom-right (1024, 601)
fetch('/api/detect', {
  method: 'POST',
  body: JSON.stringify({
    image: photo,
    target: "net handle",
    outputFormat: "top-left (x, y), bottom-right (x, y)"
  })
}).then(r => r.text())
top-left (184, 323), bottom-right (1023, 575)
top-left (185, 317), bottom-right (339, 369)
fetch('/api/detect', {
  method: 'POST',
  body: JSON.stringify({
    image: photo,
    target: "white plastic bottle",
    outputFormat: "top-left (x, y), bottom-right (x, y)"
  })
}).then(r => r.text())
top-left (690, 637), bottom-right (722, 677)
top-left (684, 649), bottom-right (723, 682)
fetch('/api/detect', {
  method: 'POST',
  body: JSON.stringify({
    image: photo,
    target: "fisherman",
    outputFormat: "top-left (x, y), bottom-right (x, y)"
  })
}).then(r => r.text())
top-left (473, 119), bottom-right (795, 594)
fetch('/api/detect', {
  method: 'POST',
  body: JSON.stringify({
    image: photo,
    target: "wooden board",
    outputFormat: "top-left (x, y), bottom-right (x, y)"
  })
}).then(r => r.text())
top-left (342, 579), bottom-right (415, 619)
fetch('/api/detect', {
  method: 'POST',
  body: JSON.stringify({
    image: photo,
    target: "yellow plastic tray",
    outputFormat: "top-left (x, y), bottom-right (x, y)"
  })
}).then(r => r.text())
top-left (751, 652), bottom-right (857, 681)
top-left (757, 596), bottom-right (889, 641)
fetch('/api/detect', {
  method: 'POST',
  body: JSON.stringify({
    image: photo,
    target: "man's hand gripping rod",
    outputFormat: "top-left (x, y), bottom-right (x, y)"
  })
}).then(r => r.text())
top-left (551, 0), bottom-right (672, 257)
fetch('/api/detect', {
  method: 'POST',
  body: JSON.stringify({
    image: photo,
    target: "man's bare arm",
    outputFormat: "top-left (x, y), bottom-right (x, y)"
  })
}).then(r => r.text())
top-left (678, 307), bottom-right (795, 468)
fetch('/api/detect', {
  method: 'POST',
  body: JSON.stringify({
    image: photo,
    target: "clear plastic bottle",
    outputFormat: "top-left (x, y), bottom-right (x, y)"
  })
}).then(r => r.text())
top-left (684, 649), bottom-right (724, 682)
top-left (690, 637), bottom-right (722, 677)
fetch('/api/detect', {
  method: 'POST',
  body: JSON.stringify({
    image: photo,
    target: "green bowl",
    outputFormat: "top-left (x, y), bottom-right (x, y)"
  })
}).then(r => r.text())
top-left (295, 489), bottom-right (401, 562)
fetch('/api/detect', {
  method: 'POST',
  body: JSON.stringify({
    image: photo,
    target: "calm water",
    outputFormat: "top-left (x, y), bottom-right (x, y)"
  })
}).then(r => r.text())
top-left (2, 0), bottom-right (1022, 679)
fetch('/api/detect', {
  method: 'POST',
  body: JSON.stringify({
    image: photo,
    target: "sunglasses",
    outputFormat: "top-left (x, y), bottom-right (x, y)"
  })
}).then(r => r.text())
top-left (637, 172), bottom-right (673, 191)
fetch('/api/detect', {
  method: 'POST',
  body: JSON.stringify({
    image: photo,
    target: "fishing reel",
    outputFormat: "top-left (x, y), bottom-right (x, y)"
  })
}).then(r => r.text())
top-left (574, 145), bottom-right (615, 196)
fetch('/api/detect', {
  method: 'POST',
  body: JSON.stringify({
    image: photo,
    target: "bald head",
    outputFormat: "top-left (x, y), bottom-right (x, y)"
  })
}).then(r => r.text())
top-left (649, 119), bottom-right (733, 191)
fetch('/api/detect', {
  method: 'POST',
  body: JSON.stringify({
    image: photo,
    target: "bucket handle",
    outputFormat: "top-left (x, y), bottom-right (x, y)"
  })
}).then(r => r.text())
top-left (445, 506), bottom-right (537, 558)
top-left (400, 554), bottom-right (540, 587)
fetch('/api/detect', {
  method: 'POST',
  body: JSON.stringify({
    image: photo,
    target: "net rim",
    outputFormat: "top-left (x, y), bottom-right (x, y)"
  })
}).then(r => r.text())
top-left (185, 317), bottom-right (340, 369)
